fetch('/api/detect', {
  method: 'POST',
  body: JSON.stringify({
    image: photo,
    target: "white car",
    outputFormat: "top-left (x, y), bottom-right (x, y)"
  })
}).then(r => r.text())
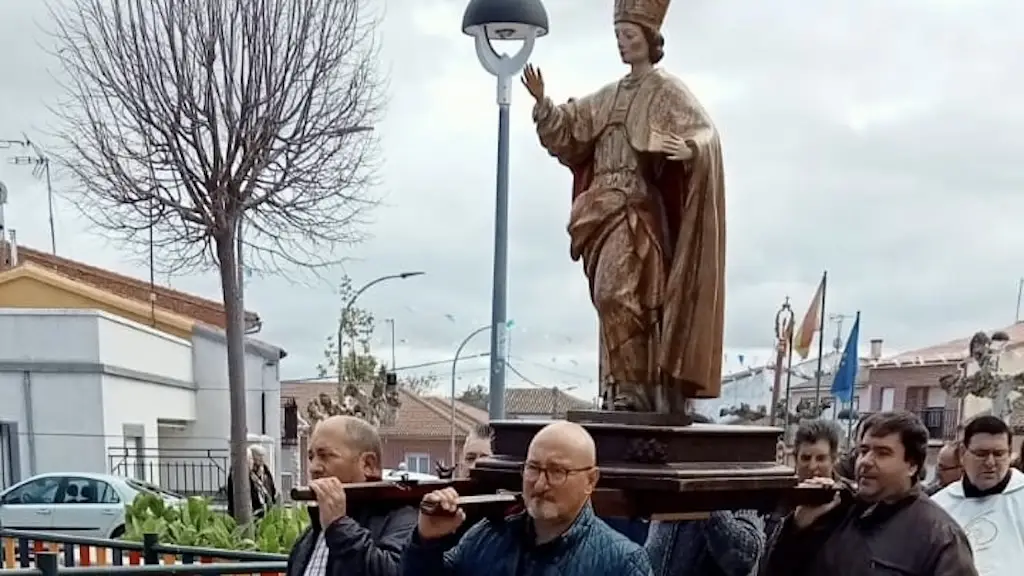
top-left (0, 472), bottom-right (183, 539)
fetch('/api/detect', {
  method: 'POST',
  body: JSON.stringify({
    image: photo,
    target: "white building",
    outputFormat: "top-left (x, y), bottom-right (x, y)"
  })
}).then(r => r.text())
top-left (0, 308), bottom-right (284, 495)
top-left (702, 350), bottom-right (875, 427)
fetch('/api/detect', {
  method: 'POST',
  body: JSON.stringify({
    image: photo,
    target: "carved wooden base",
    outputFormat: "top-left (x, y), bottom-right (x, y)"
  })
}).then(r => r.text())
top-left (471, 415), bottom-right (834, 515)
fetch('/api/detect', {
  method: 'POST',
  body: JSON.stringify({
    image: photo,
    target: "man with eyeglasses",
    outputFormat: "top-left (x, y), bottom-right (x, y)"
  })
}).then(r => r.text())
top-left (924, 442), bottom-right (963, 496)
top-left (401, 420), bottom-right (651, 576)
top-left (933, 415), bottom-right (1024, 575)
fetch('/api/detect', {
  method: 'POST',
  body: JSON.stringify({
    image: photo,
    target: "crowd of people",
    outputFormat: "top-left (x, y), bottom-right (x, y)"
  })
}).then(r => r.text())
top-left (281, 411), bottom-right (1023, 576)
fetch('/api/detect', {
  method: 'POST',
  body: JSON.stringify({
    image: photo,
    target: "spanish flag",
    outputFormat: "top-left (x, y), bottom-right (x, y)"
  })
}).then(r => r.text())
top-left (794, 273), bottom-right (826, 359)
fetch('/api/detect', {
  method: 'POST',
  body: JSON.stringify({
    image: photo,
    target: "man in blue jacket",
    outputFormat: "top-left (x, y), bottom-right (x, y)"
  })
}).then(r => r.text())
top-left (401, 420), bottom-right (651, 576)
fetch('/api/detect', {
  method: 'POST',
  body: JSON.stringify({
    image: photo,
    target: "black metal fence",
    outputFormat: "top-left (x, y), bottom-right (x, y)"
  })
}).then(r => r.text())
top-left (107, 447), bottom-right (229, 499)
top-left (915, 407), bottom-right (959, 441)
top-left (1, 529), bottom-right (286, 574)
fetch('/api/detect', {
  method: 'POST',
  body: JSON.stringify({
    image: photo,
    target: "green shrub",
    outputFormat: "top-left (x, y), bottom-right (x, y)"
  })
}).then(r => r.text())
top-left (123, 492), bottom-right (309, 553)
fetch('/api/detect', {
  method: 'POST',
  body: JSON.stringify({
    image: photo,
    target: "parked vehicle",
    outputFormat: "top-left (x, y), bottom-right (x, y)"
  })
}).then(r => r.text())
top-left (382, 469), bottom-right (438, 481)
top-left (0, 472), bottom-right (183, 539)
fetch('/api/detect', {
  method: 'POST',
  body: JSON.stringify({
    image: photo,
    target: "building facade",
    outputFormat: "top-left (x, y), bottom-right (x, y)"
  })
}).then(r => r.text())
top-left (0, 308), bottom-right (283, 495)
top-left (0, 244), bottom-right (284, 494)
top-left (864, 323), bottom-right (1024, 441)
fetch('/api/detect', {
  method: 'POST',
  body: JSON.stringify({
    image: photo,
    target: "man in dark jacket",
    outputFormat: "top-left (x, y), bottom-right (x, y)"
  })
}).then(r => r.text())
top-left (402, 421), bottom-right (650, 576)
top-left (759, 411), bottom-right (977, 576)
top-left (286, 415), bottom-right (415, 576)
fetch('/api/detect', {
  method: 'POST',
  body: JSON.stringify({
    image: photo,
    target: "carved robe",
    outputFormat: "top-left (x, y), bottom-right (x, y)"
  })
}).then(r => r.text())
top-left (532, 68), bottom-right (725, 411)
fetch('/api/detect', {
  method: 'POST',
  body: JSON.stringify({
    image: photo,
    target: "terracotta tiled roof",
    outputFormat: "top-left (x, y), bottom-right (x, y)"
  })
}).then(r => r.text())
top-left (2, 243), bottom-right (259, 330)
top-left (419, 396), bottom-right (489, 426)
top-left (279, 381), bottom-right (595, 437)
top-left (280, 380), bottom-right (482, 438)
top-left (504, 387), bottom-right (594, 416)
top-left (872, 322), bottom-right (1024, 368)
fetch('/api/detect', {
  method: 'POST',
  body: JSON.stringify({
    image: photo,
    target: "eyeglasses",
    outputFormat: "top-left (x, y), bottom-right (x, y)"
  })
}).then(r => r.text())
top-left (521, 463), bottom-right (593, 486)
top-left (967, 448), bottom-right (1010, 461)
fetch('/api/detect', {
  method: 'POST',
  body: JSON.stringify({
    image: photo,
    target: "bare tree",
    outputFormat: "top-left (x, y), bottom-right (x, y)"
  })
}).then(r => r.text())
top-left (47, 0), bottom-right (385, 525)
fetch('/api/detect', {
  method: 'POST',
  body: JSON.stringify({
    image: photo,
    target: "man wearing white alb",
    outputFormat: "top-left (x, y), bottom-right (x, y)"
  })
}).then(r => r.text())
top-left (933, 415), bottom-right (1024, 576)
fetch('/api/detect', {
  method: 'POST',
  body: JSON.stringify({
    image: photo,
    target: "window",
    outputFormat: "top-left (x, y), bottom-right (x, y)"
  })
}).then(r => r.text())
top-left (1, 476), bottom-right (61, 505)
top-left (880, 387), bottom-right (896, 411)
top-left (0, 423), bottom-right (13, 490)
top-left (404, 453), bottom-right (430, 474)
top-left (58, 478), bottom-right (121, 504)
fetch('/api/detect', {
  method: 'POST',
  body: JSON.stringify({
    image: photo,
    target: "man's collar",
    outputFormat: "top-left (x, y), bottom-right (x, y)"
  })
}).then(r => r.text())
top-left (853, 485), bottom-right (920, 527)
top-left (962, 471), bottom-right (1013, 498)
top-left (518, 502), bottom-right (594, 554)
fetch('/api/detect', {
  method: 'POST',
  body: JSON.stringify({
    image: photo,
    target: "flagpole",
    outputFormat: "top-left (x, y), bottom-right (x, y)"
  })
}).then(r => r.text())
top-left (813, 270), bottom-right (828, 411)
top-left (847, 397), bottom-right (856, 446)
top-left (848, 312), bottom-right (861, 447)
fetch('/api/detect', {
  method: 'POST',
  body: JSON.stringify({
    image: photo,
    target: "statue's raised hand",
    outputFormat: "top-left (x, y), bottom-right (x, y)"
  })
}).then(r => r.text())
top-left (521, 64), bottom-right (545, 102)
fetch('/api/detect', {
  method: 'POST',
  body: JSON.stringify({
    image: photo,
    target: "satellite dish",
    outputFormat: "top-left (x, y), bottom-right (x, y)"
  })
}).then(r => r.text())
top-left (0, 181), bottom-right (7, 204)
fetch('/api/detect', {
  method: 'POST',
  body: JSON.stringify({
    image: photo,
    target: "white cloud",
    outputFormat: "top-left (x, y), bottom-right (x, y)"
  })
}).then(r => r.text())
top-left (3, 0), bottom-right (1024, 403)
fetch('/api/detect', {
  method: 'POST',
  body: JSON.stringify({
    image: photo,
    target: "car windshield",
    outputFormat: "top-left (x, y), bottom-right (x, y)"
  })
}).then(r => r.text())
top-left (125, 479), bottom-right (183, 500)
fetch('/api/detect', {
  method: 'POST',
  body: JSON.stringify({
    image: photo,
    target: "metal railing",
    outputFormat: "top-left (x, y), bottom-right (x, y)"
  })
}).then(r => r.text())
top-left (1, 530), bottom-right (287, 574)
top-left (107, 447), bottom-right (229, 498)
top-left (915, 407), bottom-right (959, 441)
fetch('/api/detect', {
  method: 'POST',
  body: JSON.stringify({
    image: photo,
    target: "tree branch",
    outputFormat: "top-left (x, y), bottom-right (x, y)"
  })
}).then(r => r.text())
top-left (45, 0), bottom-right (385, 275)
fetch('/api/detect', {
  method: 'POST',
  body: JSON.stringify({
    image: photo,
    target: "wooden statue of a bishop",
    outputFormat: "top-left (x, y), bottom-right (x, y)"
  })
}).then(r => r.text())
top-left (523, 0), bottom-right (726, 414)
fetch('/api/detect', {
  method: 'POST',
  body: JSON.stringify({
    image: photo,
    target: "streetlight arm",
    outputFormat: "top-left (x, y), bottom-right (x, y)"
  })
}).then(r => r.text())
top-left (336, 272), bottom-right (425, 386)
top-left (472, 30), bottom-right (536, 106)
top-left (450, 324), bottom-right (495, 467)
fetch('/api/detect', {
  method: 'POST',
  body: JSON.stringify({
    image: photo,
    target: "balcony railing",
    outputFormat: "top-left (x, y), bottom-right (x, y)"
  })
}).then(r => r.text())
top-left (915, 407), bottom-right (959, 441)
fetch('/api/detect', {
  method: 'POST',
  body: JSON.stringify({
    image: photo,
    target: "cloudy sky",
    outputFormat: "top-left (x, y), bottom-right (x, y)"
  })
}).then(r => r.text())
top-left (2, 0), bottom-right (1023, 403)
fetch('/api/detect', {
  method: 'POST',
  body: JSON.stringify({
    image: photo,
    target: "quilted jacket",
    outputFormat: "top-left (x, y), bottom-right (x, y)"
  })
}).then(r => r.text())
top-left (401, 503), bottom-right (652, 576)
top-left (645, 511), bottom-right (764, 576)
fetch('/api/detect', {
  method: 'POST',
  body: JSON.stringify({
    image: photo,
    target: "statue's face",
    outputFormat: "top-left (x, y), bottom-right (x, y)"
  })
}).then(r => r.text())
top-left (615, 21), bottom-right (648, 65)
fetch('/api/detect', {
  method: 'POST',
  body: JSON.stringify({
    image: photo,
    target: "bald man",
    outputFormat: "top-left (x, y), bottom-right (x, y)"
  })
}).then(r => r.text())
top-left (925, 442), bottom-right (962, 496)
top-left (286, 416), bottom-right (415, 576)
top-left (402, 421), bottom-right (652, 576)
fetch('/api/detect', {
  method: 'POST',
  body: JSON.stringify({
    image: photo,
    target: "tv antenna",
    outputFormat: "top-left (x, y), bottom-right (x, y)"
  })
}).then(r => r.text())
top-left (8, 133), bottom-right (57, 254)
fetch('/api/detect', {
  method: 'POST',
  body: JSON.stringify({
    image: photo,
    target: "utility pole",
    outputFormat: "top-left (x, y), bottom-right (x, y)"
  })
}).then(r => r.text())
top-left (1015, 277), bottom-right (1023, 323)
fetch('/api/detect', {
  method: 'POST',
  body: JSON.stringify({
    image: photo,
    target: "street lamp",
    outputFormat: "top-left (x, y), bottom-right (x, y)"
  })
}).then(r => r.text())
top-left (462, 0), bottom-right (548, 420)
top-left (337, 272), bottom-right (425, 388)
top-left (450, 320), bottom-right (514, 466)
top-left (0, 180), bottom-right (7, 266)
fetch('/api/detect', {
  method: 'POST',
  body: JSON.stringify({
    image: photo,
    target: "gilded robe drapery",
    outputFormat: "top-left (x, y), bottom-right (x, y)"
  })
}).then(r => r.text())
top-left (532, 68), bottom-right (725, 406)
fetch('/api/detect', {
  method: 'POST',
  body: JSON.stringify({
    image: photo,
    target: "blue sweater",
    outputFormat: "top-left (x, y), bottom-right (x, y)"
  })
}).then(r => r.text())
top-left (402, 504), bottom-right (652, 576)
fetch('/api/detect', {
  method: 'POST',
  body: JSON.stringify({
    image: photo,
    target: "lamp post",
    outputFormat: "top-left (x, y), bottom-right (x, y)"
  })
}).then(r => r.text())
top-left (384, 318), bottom-right (397, 369)
top-left (450, 320), bottom-right (514, 466)
top-left (337, 272), bottom-right (425, 388)
top-left (462, 0), bottom-right (549, 420)
top-left (0, 180), bottom-right (7, 266)
top-left (771, 298), bottom-right (794, 428)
